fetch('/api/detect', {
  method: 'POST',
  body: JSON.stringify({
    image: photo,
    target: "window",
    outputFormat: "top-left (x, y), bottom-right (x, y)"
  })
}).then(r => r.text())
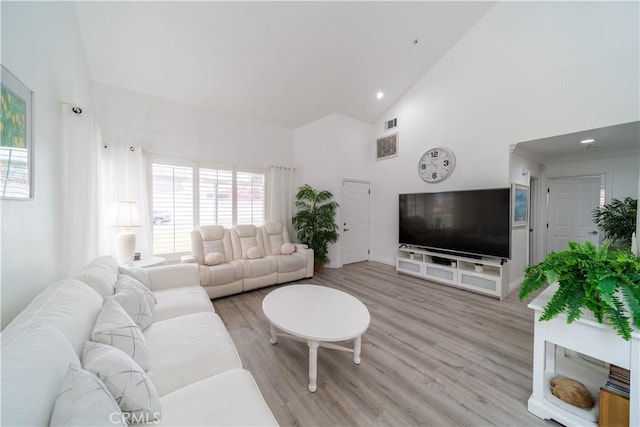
top-left (150, 157), bottom-right (265, 256)
top-left (199, 168), bottom-right (233, 228)
top-left (237, 171), bottom-right (265, 225)
top-left (151, 163), bottom-right (193, 255)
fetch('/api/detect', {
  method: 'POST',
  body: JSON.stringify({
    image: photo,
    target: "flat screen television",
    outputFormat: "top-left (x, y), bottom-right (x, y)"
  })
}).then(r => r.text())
top-left (399, 188), bottom-right (511, 259)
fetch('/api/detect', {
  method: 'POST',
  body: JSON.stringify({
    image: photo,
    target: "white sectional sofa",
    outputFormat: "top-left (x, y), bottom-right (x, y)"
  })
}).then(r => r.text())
top-left (184, 222), bottom-right (313, 298)
top-left (1, 256), bottom-right (278, 426)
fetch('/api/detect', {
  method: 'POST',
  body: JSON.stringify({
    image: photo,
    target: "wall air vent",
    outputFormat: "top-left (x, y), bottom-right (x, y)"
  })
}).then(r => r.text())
top-left (376, 133), bottom-right (398, 160)
top-left (384, 117), bottom-right (398, 131)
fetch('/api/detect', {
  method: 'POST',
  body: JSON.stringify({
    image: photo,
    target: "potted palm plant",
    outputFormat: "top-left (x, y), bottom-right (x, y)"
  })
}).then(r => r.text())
top-left (592, 197), bottom-right (637, 250)
top-left (292, 184), bottom-right (339, 271)
top-left (519, 241), bottom-right (640, 340)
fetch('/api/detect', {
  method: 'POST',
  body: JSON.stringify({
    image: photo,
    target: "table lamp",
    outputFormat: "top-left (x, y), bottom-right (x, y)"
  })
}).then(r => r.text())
top-left (108, 201), bottom-right (141, 264)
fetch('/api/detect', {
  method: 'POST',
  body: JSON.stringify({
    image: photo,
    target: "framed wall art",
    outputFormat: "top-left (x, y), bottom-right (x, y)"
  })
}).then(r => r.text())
top-left (1, 65), bottom-right (34, 200)
top-left (512, 183), bottom-right (529, 228)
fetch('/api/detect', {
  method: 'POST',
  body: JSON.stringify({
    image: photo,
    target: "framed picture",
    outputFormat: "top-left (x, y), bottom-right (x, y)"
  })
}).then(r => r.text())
top-left (1, 66), bottom-right (34, 200)
top-left (512, 183), bottom-right (529, 228)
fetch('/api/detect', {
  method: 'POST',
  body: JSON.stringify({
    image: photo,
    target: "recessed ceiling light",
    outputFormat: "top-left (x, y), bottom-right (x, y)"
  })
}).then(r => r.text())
top-left (376, 92), bottom-right (384, 100)
top-left (580, 139), bottom-right (595, 144)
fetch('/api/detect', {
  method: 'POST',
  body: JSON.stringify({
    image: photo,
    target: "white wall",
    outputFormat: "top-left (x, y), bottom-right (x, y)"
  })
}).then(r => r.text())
top-left (1, 2), bottom-right (93, 327)
top-left (370, 2), bottom-right (639, 268)
top-left (543, 154), bottom-right (639, 202)
top-left (293, 113), bottom-right (373, 267)
top-left (92, 83), bottom-right (294, 168)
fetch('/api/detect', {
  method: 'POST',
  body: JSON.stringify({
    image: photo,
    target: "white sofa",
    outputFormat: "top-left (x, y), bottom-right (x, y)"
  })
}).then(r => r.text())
top-left (1, 256), bottom-right (278, 426)
top-left (184, 222), bottom-right (313, 298)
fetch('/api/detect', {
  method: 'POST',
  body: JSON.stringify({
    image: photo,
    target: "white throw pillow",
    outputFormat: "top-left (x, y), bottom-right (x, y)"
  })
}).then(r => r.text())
top-left (50, 364), bottom-right (126, 427)
top-left (280, 243), bottom-right (295, 255)
top-left (205, 252), bottom-right (225, 266)
top-left (82, 342), bottom-right (161, 422)
top-left (119, 273), bottom-right (157, 306)
top-left (112, 279), bottom-right (153, 331)
top-left (91, 298), bottom-right (150, 372)
top-left (247, 246), bottom-right (264, 259)
top-left (119, 265), bottom-right (150, 287)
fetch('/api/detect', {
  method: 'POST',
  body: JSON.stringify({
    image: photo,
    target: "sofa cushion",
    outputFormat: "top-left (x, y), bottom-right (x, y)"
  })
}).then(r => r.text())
top-left (82, 342), bottom-right (161, 422)
top-left (91, 298), bottom-right (150, 372)
top-left (247, 246), bottom-right (263, 259)
top-left (199, 262), bottom-right (243, 287)
top-left (205, 252), bottom-right (225, 266)
top-left (274, 253), bottom-right (307, 273)
top-left (1, 279), bottom-right (103, 356)
top-left (153, 285), bottom-right (214, 322)
top-left (131, 369), bottom-right (278, 427)
top-left (1, 323), bottom-right (80, 427)
top-left (200, 224), bottom-right (226, 241)
top-left (242, 256), bottom-right (277, 277)
top-left (144, 312), bottom-right (242, 396)
top-left (73, 256), bottom-right (119, 298)
top-left (50, 364), bottom-right (126, 427)
top-left (113, 278), bottom-right (153, 330)
top-left (281, 243), bottom-right (295, 255)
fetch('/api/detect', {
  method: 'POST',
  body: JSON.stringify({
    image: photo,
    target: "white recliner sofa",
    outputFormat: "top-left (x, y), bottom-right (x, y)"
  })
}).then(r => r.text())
top-left (1, 256), bottom-right (278, 426)
top-left (183, 222), bottom-right (313, 298)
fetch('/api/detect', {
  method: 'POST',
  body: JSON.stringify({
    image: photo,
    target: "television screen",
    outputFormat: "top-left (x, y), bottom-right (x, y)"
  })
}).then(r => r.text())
top-left (399, 188), bottom-right (511, 259)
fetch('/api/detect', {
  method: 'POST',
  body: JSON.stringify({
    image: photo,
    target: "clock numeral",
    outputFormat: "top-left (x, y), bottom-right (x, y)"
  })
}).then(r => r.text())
top-left (430, 151), bottom-right (439, 158)
top-left (420, 164), bottom-right (426, 170)
top-left (443, 160), bottom-right (449, 166)
top-left (432, 172), bottom-right (438, 179)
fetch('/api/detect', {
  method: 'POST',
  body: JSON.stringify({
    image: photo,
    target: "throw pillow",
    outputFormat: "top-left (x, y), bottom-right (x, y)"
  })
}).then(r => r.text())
top-left (50, 364), bottom-right (126, 427)
top-left (112, 279), bottom-right (153, 331)
top-left (118, 265), bottom-right (150, 287)
top-left (205, 252), bottom-right (225, 266)
top-left (280, 243), bottom-right (295, 255)
top-left (247, 246), bottom-right (263, 259)
top-left (91, 298), bottom-right (150, 372)
top-left (82, 341), bottom-right (161, 422)
top-left (119, 273), bottom-right (156, 306)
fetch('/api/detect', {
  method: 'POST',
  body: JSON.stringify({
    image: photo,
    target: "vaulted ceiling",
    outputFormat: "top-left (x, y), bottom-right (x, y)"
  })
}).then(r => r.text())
top-left (73, 1), bottom-right (496, 129)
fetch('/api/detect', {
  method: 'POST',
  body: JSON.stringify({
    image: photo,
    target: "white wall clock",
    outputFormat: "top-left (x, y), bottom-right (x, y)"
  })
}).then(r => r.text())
top-left (418, 147), bottom-right (456, 183)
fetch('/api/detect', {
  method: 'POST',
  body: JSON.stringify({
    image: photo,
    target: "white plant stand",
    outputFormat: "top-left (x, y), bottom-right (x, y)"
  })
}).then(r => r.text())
top-left (528, 284), bottom-right (639, 426)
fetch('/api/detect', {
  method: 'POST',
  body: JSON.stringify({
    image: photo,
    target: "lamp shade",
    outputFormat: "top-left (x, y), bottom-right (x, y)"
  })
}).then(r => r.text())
top-left (108, 201), bottom-right (141, 228)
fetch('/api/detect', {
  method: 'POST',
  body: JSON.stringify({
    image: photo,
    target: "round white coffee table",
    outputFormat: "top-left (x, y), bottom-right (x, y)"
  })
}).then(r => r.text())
top-left (262, 284), bottom-right (370, 392)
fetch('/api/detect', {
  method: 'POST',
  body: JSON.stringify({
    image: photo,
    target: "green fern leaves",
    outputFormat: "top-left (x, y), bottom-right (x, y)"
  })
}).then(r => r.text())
top-left (520, 241), bottom-right (640, 340)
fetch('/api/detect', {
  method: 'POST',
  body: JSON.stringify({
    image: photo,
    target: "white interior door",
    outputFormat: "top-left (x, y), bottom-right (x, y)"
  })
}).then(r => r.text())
top-left (342, 180), bottom-right (370, 265)
top-left (546, 176), bottom-right (602, 253)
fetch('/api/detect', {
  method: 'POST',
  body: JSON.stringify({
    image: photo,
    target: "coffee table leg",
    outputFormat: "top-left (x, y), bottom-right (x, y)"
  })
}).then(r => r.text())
top-left (308, 340), bottom-right (319, 392)
top-left (270, 324), bottom-right (278, 344)
top-left (354, 335), bottom-right (362, 364)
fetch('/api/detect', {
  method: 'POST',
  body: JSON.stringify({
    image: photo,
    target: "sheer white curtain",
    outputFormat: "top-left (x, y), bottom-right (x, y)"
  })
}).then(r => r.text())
top-left (100, 145), bottom-right (152, 259)
top-left (61, 106), bottom-right (102, 276)
top-left (266, 165), bottom-right (294, 235)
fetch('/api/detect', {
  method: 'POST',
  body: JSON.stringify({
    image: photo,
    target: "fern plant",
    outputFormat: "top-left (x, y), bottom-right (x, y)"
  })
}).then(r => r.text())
top-left (292, 184), bottom-right (339, 268)
top-left (592, 197), bottom-right (637, 250)
top-left (519, 241), bottom-right (640, 340)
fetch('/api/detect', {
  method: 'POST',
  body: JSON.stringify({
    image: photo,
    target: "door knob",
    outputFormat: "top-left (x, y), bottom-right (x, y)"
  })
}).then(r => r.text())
top-left (588, 231), bottom-right (598, 235)
top-left (344, 228), bottom-right (350, 232)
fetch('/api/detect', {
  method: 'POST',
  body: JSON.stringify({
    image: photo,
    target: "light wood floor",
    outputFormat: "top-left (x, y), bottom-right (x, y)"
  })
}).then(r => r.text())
top-left (213, 261), bottom-right (556, 426)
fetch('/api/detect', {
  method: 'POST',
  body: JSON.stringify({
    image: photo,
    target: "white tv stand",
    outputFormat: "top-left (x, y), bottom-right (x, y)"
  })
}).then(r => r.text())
top-left (396, 247), bottom-right (510, 300)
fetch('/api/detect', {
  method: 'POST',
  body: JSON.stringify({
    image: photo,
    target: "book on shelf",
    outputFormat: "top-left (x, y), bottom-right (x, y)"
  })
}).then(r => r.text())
top-left (603, 365), bottom-right (630, 399)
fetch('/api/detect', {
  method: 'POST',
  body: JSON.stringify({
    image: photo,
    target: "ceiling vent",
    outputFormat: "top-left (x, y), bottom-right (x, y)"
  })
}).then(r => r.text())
top-left (376, 133), bottom-right (398, 160)
top-left (384, 117), bottom-right (398, 131)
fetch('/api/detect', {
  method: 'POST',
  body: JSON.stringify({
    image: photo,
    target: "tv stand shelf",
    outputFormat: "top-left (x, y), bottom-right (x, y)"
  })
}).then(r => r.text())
top-left (396, 247), bottom-right (510, 299)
